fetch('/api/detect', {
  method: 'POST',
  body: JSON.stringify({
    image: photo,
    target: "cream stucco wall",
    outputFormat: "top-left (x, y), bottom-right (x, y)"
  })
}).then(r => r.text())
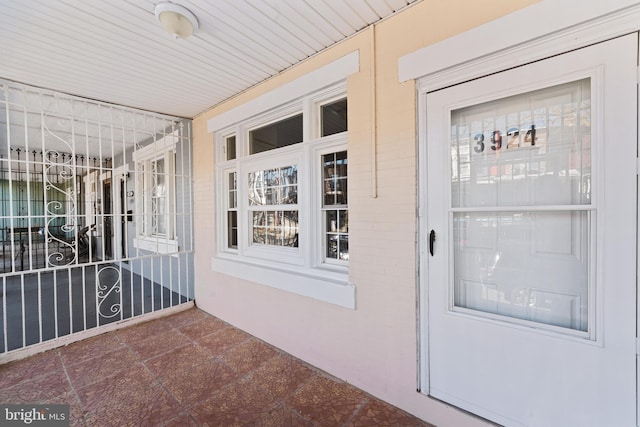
top-left (192, 1), bottom-right (538, 425)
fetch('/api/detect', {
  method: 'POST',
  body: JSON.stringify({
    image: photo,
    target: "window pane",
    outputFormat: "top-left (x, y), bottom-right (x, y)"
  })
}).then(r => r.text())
top-left (338, 235), bottom-right (349, 261)
top-left (249, 114), bottom-right (303, 154)
top-left (226, 136), bottom-right (236, 160)
top-left (152, 159), bottom-right (166, 198)
top-left (323, 151), bottom-right (347, 206)
top-left (157, 199), bottom-right (167, 235)
top-left (248, 165), bottom-right (297, 206)
top-left (151, 196), bottom-right (167, 236)
top-left (326, 210), bottom-right (338, 233)
top-left (228, 172), bottom-right (237, 208)
top-left (252, 210), bottom-right (298, 247)
top-left (227, 211), bottom-right (237, 249)
top-left (321, 98), bottom-right (347, 137)
top-left (327, 234), bottom-right (338, 259)
top-left (325, 208), bottom-right (348, 260)
top-left (338, 210), bottom-right (348, 232)
top-left (155, 158), bottom-right (165, 174)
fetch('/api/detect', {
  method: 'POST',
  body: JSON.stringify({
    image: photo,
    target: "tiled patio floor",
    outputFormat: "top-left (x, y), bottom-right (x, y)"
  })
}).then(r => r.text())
top-left (0, 307), bottom-right (433, 426)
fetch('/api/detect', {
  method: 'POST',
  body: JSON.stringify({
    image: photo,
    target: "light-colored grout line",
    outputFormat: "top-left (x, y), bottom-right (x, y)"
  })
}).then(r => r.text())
top-left (115, 323), bottom-right (192, 424)
top-left (343, 397), bottom-right (371, 427)
top-left (58, 349), bottom-right (88, 427)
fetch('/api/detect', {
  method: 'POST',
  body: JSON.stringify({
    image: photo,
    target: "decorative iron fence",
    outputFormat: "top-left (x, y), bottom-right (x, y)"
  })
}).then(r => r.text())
top-left (0, 79), bottom-right (194, 356)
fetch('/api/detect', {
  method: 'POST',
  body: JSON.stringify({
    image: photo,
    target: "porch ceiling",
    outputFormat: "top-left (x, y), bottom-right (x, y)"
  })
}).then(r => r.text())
top-left (0, 0), bottom-right (419, 119)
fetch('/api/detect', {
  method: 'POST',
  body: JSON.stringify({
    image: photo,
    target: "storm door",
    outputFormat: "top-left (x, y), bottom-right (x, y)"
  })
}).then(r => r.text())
top-left (422, 34), bottom-right (637, 426)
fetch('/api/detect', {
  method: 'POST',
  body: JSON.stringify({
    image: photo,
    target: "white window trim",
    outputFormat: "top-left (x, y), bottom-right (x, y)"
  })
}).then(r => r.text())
top-left (207, 50), bottom-right (359, 132)
top-left (211, 256), bottom-right (353, 308)
top-left (211, 78), bottom-right (354, 308)
top-left (133, 133), bottom-right (179, 254)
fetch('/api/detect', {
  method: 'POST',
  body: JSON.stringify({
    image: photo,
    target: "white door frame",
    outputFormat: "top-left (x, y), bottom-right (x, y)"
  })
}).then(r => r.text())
top-left (402, 1), bottom-right (640, 88)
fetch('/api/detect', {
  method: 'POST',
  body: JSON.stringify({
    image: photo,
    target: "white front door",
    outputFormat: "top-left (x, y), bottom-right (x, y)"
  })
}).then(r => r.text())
top-left (423, 34), bottom-right (637, 427)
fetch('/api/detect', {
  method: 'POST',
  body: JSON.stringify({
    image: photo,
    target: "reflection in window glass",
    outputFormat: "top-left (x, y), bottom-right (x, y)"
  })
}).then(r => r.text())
top-left (248, 166), bottom-right (297, 206)
top-left (322, 151), bottom-right (347, 206)
top-left (250, 114), bottom-right (303, 154)
top-left (252, 210), bottom-right (298, 247)
top-left (248, 166), bottom-right (298, 248)
top-left (321, 98), bottom-right (347, 137)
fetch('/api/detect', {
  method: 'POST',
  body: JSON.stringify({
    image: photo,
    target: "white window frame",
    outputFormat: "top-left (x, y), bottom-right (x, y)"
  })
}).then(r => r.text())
top-left (133, 134), bottom-right (179, 254)
top-left (211, 80), bottom-right (354, 308)
top-left (315, 144), bottom-right (349, 267)
top-left (240, 148), bottom-right (305, 265)
top-left (224, 168), bottom-right (238, 250)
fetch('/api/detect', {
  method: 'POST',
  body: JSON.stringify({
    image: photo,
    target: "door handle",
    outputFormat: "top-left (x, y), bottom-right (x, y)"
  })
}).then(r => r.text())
top-left (429, 230), bottom-right (436, 256)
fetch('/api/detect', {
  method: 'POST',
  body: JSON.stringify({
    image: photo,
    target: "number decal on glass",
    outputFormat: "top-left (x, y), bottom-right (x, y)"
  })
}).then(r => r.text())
top-left (473, 133), bottom-right (485, 153)
top-left (490, 130), bottom-right (502, 151)
top-left (472, 125), bottom-right (536, 153)
top-left (524, 125), bottom-right (536, 146)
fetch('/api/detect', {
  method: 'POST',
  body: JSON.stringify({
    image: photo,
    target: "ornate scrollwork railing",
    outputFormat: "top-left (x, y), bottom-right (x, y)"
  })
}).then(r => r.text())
top-left (97, 265), bottom-right (122, 319)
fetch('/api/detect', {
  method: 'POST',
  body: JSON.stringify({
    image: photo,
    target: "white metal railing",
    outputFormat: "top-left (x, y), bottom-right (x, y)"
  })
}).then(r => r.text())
top-left (0, 79), bottom-right (194, 357)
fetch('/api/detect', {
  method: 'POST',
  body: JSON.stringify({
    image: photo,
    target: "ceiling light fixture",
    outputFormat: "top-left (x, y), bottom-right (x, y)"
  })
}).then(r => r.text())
top-left (154, 2), bottom-right (199, 39)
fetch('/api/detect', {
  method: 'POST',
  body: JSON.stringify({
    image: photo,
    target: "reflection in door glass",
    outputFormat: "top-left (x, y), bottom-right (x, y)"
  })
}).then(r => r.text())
top-left (450, 79), bottom-right (591, 208)
top-left (453, 211), bottom-right (589, 331)
top-left (450, 79), bottom-right (592, 332)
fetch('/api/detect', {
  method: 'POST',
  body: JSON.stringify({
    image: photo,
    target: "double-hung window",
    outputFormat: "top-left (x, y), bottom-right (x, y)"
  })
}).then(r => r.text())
top-left (212, 83), bottom-right (353, 307)
top-left (133, 133), bottom-right (178, 254)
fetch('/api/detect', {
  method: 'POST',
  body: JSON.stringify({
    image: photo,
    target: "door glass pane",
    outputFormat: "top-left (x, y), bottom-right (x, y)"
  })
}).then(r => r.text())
top-left (453, 211), bottom-right (589, 331)
top-left (450, 79), bottom-right (592, 332)
top-left (451, 79), bottom-right (591, 208)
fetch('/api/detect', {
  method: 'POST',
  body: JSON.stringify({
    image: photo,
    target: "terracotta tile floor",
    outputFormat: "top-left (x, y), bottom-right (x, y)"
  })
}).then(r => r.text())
top-left (0, 308), bottom-right (433, 426)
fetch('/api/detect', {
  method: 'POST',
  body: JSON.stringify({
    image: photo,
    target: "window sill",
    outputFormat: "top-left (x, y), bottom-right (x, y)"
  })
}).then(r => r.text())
top-left (211, 255), bottom-right (355, 309)
top-left (134, 236), bottom-right (179, 254)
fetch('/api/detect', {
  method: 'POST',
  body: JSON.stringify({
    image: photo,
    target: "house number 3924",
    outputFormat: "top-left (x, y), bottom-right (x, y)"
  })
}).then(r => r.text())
top-left (473, 125), bottom-right (537, 153)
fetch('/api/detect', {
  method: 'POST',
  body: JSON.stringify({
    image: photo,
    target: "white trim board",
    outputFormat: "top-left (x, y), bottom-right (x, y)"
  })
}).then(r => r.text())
top-left (211, 257), bottom-right (355, 309)
top-left (399, 0), bottom-right (640, 89)
top-left (207, 51), bottom-right (359, 133)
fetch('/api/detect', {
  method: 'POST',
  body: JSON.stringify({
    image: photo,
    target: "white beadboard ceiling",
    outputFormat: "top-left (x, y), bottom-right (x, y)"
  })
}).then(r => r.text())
top-left (0, 0), bottom-right (419, 119)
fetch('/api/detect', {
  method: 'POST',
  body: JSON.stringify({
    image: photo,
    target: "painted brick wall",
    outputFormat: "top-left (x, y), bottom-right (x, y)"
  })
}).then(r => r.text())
top-left (192, 1), bottom-right (538, 425)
